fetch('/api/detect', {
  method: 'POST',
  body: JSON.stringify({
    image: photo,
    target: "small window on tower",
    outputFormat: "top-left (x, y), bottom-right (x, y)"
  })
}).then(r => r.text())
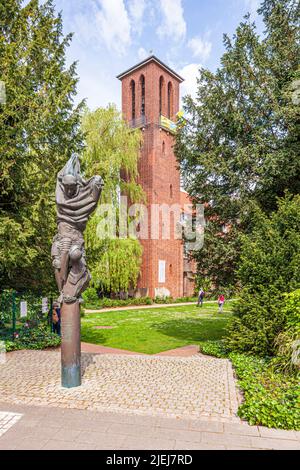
top-left (170, 184), bottom-right (173, 198)
top-left (140, 74), bottom-right (145, 116)
top-left (130, 79), bottom-right (135, 120)
top-left (162, 140), bottom-right (165, 155)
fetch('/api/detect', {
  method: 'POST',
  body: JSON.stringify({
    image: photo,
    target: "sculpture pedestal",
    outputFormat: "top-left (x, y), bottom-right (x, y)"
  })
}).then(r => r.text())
top-left (61, 301), bottom-right (81, 388)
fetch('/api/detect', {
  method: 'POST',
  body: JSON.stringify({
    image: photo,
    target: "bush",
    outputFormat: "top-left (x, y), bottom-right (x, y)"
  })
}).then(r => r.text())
top-left (82, 287), bottom-right (99, 305)
top-left (0, 289), bottom-right (13, 325)
top-left (226, 195), bottom-right (300, 356)
top-left (230, 353), bottom-right (300, 430)
top-left (82, 295), bottom-right (199, 309)
top-left (199, 340), bottom-right (300, 430)
top-left (273, 290), bottom-right (300, 373)
top-left (199, 340), bottom-right (228, 358)
top-left (82, 296), bottom-right (154, 309)
top-left (3, 323), bottom-right (61, 352)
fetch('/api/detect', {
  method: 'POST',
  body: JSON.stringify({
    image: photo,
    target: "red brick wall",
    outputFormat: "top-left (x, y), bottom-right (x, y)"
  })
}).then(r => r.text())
top-left (120, 60), bottom-right (184, 298)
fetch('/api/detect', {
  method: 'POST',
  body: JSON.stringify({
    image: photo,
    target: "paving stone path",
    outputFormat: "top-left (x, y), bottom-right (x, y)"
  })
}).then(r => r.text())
top-left (0, 349), bottom-right (299, 449)
top-left (0, 350), bottom-right (239, 421)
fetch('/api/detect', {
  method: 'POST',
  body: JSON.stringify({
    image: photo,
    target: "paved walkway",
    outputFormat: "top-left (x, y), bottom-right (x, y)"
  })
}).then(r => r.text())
top-left (0, 349), bottom-right (299, 450)
top-left (81, 342), bottom-right (200, 356)
top-left (84, 299), bottom-right (236, 314)
top-left (0, 350), bottom-right (240, 420)
top-left (84, 301), bottom-right (198, 313)
top-left (0, 402), bottom-right (299, 450)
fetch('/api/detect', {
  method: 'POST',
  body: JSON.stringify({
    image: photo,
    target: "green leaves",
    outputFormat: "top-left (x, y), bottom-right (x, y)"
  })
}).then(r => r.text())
top-left (226, 194), bottom-right (300, 356)
top-left (175, 0), bottom-right (300, 288)
top-left (81, 106), bottom-right (144, 294)
top-left (0, 0), bottom-right (83, 290)
top-left (230, 353), bottom-right (300, 430)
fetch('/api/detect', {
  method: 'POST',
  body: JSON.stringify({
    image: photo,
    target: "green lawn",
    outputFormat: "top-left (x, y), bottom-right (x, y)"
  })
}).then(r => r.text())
top-left (81, 303), bottom-right (232, 354)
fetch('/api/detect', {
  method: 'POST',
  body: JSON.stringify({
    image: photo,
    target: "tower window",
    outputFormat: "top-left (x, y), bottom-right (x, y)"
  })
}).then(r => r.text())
top-left (140, 74), bottom-right (145, 116)
top-left (162, 140), bottom-right (165, 155)
top-left (159, 76), bottom-right (164, 115)
top-left (167, 81), bottom-right (173, 119)
top-left (130, 79), bottom-right (135, 120)
top-left (170, 184), bottom-right (173, 198)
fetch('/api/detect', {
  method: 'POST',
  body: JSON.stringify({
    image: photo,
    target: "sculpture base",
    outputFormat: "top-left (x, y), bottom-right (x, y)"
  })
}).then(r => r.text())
top-left (61, 300), bottom-right (81, 388)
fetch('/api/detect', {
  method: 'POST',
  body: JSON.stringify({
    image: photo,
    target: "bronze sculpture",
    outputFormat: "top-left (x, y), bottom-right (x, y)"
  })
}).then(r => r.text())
top-left (52, 154), bottom-right (103, 387)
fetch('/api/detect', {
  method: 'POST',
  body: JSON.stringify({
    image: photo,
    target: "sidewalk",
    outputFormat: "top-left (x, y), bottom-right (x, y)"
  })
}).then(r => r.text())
top-left (84, 299), bottom-right (227, 314)
top-left (0, 402), bottom-right (299, 450)
top-left (85, 301), bottom-right (196, 313)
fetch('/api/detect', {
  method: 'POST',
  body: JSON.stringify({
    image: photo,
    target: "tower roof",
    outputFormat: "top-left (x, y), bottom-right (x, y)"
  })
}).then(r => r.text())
top-left (116, 55), bottom-right (184, 83)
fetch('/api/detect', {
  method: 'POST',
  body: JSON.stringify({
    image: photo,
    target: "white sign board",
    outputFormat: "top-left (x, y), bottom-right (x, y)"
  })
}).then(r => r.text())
top-left (158, 260), bottom-right (166, 283)
top-left (42, 297), bottom-right (48, 313)
top-left (20, 301), bottom-right (27, 318)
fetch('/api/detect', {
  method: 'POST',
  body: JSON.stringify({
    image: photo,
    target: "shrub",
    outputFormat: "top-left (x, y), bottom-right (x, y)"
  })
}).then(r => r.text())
top-left (199, 340), bottom-right (228, 358)
top-left (82, 287), bottom-right (99, 305)
top-left (82, 296), bottom-right (154, 309)
top-left (226, 195), bottom-right (300, 356)
top-left (198, 340), bottom-right (300, 430)
top-left (273, 290), bottom-right (300, 373)
top-left (3, 323), bottom-right (60, 352)
top-left (230, 353), bottom-right (300, 430)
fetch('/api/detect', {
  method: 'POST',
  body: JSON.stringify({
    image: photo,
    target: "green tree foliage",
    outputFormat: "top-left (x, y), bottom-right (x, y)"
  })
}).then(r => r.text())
top-left (226, 195), bottom-right (300, 356)
top-left (0, 0), bottom-right (83, 291)
top-left (175, 0), bottom-right (300, 288)
top-left (273, 289), bottom-right (300, 373)
top-left (81, 105), bottom-right (144, 294)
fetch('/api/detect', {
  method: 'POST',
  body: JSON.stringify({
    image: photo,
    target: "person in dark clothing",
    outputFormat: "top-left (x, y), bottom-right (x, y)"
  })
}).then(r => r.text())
top-left (52, 305), bottom-right (61, 335)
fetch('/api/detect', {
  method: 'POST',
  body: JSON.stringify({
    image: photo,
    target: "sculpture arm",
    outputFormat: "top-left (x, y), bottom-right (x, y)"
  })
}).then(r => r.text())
top-left (91, 175), bottom-right (104, 201)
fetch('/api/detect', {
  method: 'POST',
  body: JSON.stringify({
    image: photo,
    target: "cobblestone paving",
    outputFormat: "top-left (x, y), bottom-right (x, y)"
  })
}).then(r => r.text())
top-left (0, 411), bottom-right (22, 438)
top-left (0, 350), bottom-right (241, 421)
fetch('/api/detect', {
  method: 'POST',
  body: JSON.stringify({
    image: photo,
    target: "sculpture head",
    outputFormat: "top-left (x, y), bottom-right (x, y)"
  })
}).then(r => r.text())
top-left (62, 174), bottom-right (78, 198)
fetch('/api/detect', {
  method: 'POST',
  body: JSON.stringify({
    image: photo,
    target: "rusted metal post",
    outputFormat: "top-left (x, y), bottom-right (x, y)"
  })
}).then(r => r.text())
top-left (61, 300), bottom-right (81, 388)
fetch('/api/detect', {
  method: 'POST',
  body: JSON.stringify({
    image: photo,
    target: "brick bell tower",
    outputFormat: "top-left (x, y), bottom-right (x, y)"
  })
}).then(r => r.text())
top-left (117, 55), bottom-right (184, 298)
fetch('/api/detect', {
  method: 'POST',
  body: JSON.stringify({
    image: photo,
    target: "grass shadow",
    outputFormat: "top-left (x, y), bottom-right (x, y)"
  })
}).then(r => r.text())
top-left (151, 316), bottom-right (230, 343)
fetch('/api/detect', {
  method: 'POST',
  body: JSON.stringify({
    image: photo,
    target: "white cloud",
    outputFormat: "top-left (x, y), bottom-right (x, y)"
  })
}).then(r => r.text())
top-left (138, 47), bottom-right (148, 61)
top-left (157, 0), bottom-right (186, 41)
top-left (188, 36), bottom-right (212, 61)
top-left (244, 0), bottom-right (259, 18)
top-left (95, 0), bottom-right (131, 56)
top-left (128, 0), bottom-right (146, 35)
top-left (179, 63), bottom-right (201, 102)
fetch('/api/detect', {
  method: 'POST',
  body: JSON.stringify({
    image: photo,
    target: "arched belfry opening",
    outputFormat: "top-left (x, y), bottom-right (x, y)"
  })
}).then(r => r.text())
top-left (159, 76), bottom-right (164, 116)
top-left (167, 81), bottom-right (173, 119)
top-left (140, 74), bottom-right (145, 116)
top-left (130, 79), bottom-right (135, 120)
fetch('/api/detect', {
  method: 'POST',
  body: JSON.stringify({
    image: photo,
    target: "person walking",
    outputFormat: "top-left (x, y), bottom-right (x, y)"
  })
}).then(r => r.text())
top-left (197, 288), bottom-right (205, 307)
top-left (218, 294), bottom-right (225, 313)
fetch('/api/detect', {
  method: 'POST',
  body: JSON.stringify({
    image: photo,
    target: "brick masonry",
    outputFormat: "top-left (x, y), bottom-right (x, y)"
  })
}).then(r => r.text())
top-left (118, 57), bottom-right (195, 298)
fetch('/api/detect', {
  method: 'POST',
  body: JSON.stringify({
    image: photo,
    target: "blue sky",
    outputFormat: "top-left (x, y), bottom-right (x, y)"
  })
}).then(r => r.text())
top-left (51, 0), bottom-right (263, 109)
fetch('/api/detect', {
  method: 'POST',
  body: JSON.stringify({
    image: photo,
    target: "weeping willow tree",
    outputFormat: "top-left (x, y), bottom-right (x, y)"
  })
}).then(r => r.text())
top-left (81, 105), bottom-right (144, 294)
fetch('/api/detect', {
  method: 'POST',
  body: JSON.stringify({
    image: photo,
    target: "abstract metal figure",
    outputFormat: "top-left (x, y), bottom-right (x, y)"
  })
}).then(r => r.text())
top-left (52, 154), bottom-right (103, 387)
top-left (52, 154), bottom-right (103, 304)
